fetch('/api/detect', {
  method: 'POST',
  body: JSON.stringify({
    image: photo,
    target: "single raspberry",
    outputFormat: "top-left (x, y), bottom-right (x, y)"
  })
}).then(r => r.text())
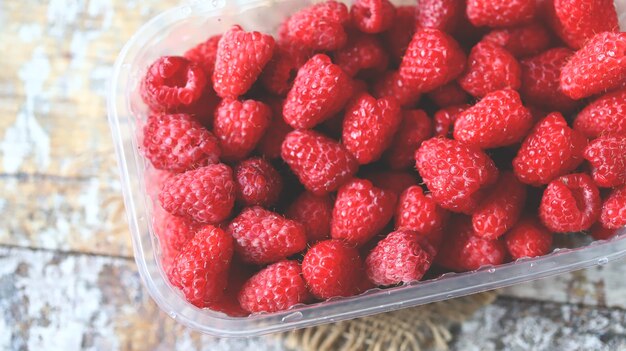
top-left (583, 135), bottom-right (626, 188)
top-left (234, 157), bottom-right (283, 207)
top-left (574, 88), bottom-right (626, 138)
top-left (427, 82), bottom-right (469, 108)
top-left (382, 6), bottom-right (416, 64)
top-left (286, 192), bottom-right (333, 243)
top-left (184, 35), bottom-right (221, 77)
top-left (365, 170), bottom-right (418, 196)
top-left (454, 89), bottom-right (533, 149)
top-left (169, 225), bottom-right (233, 307)
top-left (589, 223), bottom-right (618, 241)
top-left (351, 0), bottom-right (396, 34)
top-left (395, 186), bottom-right (449, 247)
top-left (213, 25), bottom-right (275, 99)
top-left (213, 98), bottom-right (271, 161)
top-left (415, 137), bottom-right (499, 214)
top-left (472, 172), bottom-right (527, 240)
top-left (283, 54), bottom-right (353, 129)
top-left (238, 260), bottom-right (310, 313)
top-left (504, 219), bottom-right (553, 260)
top-left (228, 206), bottom-right (307, 265)
top-left (281, 130), bottom-right (358, 195)
top-left (560, 32), bottom-right (626, 100)
top-left (600, 186), bottom-right (626, 229)
top-left (434, 104), bottom-right (468, 137)
top-left (458, 42), bottom-right (522, 98)
top-left (466, 0), bottom-right (536, 27)
top-left (552, 0), bottom-right (619, 49)
top-left (342, 93), bottom-right (401, 164)
top-left (416, 0), bottom-right (464, 33)
top-left (539, 173), bottom-right (601, 232)
top-left (256, 98), bottom-right (293, 159)
top-left (334, 33), bottom-right (388, 77)
top-left (142, 113), bottom-right (220, 173)
top-left (384, 110), bottom-right (433, 170)
top-left (481, 22), bottom-right (552, 58)
top-left (159, 164), bottom-right (236, 223)
top-left (399, 29), bottom-right (466, 92)
top-left (281, 1), bottom-right (349, 51)
top-left (513, 112), bottom-right (587, 186)
top-left (208, 261), bottom-right (254, 317)
top-left (141, 56), bottom-right (207, 112)
top-left (520, 48), bottom-right (579, 113)
top-left (302, 239), bottom-right (364, 299)
top-left (365, 230), bottom-right (435, 286)
top-left (260, 43), bottom-right (311, 96)
top-left (372, 71), bottom-right (422, 108)
top-left (331, 178), bottom-right (397, 246)
top-left (153, 208), bottom-right (202, 274)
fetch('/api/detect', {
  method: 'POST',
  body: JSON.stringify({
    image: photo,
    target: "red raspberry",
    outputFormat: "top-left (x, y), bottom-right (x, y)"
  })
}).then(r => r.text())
top-left (504, 219), bottom-right (553, 260)
top-left (589, 223), bottom-right (618, 241)
top-left (415, 137), bottom-right (499, 214)
top-left (331, 178), bottom-right (397, 246)
top-left (434, 104), bottom-right (468, 137)
top-left (256, 98), bottom-right (293, 159)
top-left (286, 192), bottom-right (333, 243)
top-left (342, 93), bottom-right (401, 164)
top-left (372, 71), bottom-right (422, 108)
top-left (560, 32), bottom-right (626, 100)
top-left (551, 0), bottom-right (619, 49)
top-left (234, 157), bottom-right (283, 207)
top-left (384, 110), bottom-right (433, 170)
top-left (574, 88), bottom-right (626, 138)
top-left (520, 48), bottom-right (579, 113)
top-left (458, 42), bottom-right (522, 98)
top-left (513, 112), bottom-right (587, 186)
top-left (365, 170), bottom-right (418, 196)
top-left (281, 130), bottom-right (358, 195)
top-left (454, 89), bottom-right (533, 149)
top-left (481, 22), bottom-right (552, 58)
top-left (141, 56), bottom-right (207, 112)
top-left (260, 43), bottom-right (310, 96)
top-left (350, 0), bottom-right (396, 34)
top-left (466, 0), bottom-right (536, 27)
top-left (283, 54), bottom-right (353, 129)
top-left (142, 113), bottom-right (220, 173)
top-left (399, 29), bottom-right (466, 92)
top-left (153, 209), bottom-right (202, 273)
top-left (228, 206), bottom-right (307, 265)
top-left (334, 33), bottom-right (388, 77)
top-left (281, 1), bottom-right (349, 51)
top-left (184, 35), bottom-right (221, 77)
top-left (159, 164), bottom-right (236, 223)
top-left (382, 6), bottom-right (416, 64)
top-left (365, 230), bottom-right (435, 286)
top-left (583, 135), bottom-right (626, 188)
top-left (395, 185), bottom-right (449, 248)
top-left (539, 173), bottom-right (601, 232)
top-left (472, 172), bottom-right (527, 240)
top-left (302, 239), bottom-right (364, 299)
top-left (169, 225), bottom-right (233, 307)
top-left (600, 186), bottom-right (626, 229)
top-left (213, 98), bottom-right (271, 161)
top-left (427, 82), bottom-right (469, 108)
top-left (238, 260), bottom-right (310, 313)
top-left (416, 0), bottom-right (464, 33)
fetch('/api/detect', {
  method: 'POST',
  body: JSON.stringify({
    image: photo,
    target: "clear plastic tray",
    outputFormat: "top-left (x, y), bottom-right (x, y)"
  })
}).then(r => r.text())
top-left (107, 0), bottom-right (626, 337)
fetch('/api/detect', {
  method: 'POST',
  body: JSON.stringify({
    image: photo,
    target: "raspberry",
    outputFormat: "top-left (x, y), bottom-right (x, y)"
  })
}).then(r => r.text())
top-left (260, 43), bottom-right (310, 96)
top-left (416, 0), bottom-right (464, 33)
top-left (228, 206), bottom-right (307, 265)
top-left (583, 135), bottom-right (626, 188)
top-left (395, 185), bottom-right (449, 247)
top-left (159, 164), bottom-right (236, 223)
top-left (415, 137), bottom-right (499, 214)
top-left (399, 29), bottom-right (466, 92)
top-left (238, 260), bottom-right (310, 313)
top-left (256, 98), bottom-right (293, 159)
top-left (302, 239), bottom-right (364, 299)
top-left (212, 25), bottom-right (275, 99)
top-left (365, 230), bottom-right (435, 286)
top-left (560, 32), bottom-right (626, 100)
top-left (169, 225), bottom-right (233, 307)
top-left (365, 170), bottom-right (418, 196)
top-left (472, 172), bottom-right (527, 240)
top-left (551, 0), bottom-right (619, 49)
top-left (458, 42), bottom-right (522, 98)
top-left (342, 93), bottom-right (401, 164)
top-left (372, 71), bottom-right (422, 108)
top-left (481, 22), bottom-right (552, 58)
top-left (427, 82), bottom-right (469, 108)
top-left (513, 112), bottom-right (587, 186)
top-left (382, 6), bottom-right (416, 64)
top-left (281, 130), bottom-right (358, 195)
top-left (350, 0), bottom-right (396, 34)
top-left (504, 219), bottom-right (553, 260)
top-left (539, 173), bottom-right (601, 232)
top-left (466, 0), bottom-right (536, 27)
top-left (286, 192), bottom-right (333, 243)
top-left (141, 56), bottom-right (207, 112)
top-left (283, 54), bottom-right (353, 129)
top-left (331, 179), bottom-right (397, 246)
top-left (589, 223), bottom-right (618, 241)
top-left (434, 105), bottom-right (468, 137)
top-left (600, 186), bottom-right (626, 229)
top-left (142, 113), bottom-right (220, 173)
top-left (213, 98), bottom-right (271, 161)
top-left (234, 157), bottom-right (283, 207)
top-left (184, 35), bottom-right (221, 77)
top-left (281, 1), bottom-right (349, 51)
top-left (334, 33), bottom-right (388, 77)
top-left (153, 209), bottom-right (202, 273)
top-left (384, 110), bottom-right (433, 170)
top-left (520, 48), bottom-right (579, 113)
top-left (574, 88), bottom-right (626, 138)
top-left (454, 89), bottom-right (533, 149)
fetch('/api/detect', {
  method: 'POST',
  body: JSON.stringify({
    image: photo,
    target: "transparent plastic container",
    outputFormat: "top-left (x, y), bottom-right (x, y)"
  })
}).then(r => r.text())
top-left (107, 0), bottom-right (626, 337)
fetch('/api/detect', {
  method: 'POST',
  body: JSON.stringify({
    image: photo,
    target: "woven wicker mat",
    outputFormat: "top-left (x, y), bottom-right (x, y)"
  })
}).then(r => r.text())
top-left (281, 291), bottom-right (498, 351)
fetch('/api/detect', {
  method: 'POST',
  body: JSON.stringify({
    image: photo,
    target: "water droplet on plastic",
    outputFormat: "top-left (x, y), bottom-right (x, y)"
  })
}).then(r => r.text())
top-left (282, 311), bottom-right (303, 322)
top-left (211, 0), bottom-right (219, 7)
top-left (597, 257), bottom-right (609, 265)
top-left (180, 6), bottom-right (192, 17)
top-left (169, 311), bottom-right (177, 319)
top-left (529, 262), bottom-right (536, 268)
top-left (487, 268), bottom-right (495, 273)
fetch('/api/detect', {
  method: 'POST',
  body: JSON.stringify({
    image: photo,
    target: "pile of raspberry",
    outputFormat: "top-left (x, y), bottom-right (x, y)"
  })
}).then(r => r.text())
top-left (139, 0), bottom-right (626, 316)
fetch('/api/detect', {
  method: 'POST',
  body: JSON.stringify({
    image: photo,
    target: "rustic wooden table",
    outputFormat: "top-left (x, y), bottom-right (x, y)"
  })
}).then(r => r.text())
top-left (1, 1), bottom-right (626, 350)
